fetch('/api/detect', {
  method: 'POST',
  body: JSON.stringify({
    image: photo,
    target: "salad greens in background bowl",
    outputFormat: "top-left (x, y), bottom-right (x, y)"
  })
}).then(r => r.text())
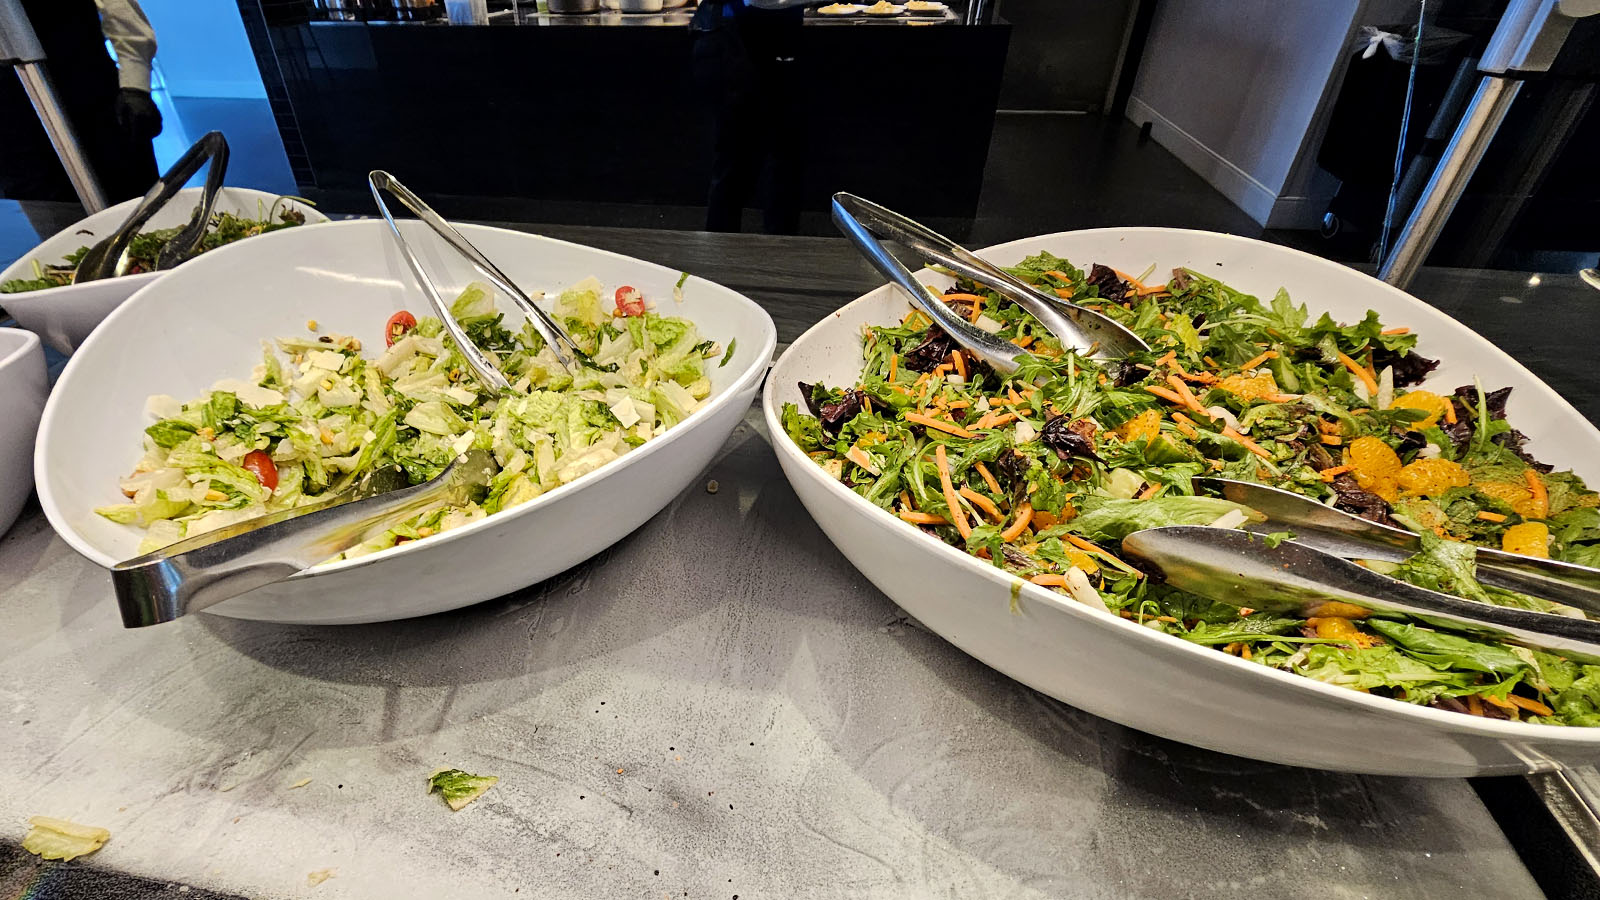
top-left (0, 187), bottom-right (327, 355)
top-left (763, 226), bottom-right (1600, 776)
top-left (35, 219), bottom-right (776, 624)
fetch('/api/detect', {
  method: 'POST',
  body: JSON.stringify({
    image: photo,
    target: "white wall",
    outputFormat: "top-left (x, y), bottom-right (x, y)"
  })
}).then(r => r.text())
top-left (1125, 0), bottom-right (1366, 227)
top-left (140, 0), bottom-right (266, 99)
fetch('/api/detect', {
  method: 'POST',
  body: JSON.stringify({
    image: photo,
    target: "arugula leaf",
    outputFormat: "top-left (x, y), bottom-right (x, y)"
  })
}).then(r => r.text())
top-left (1366, 620), bottom-right (1528, 678)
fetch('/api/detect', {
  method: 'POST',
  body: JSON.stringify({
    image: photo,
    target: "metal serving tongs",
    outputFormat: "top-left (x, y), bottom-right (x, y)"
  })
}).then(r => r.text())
top-left (75, 131), bottom-right (230, 282)
top-left (831, 192), bottom-right (1148, 375)
top-left (110, 450), bottom-right (497, 627)
top-left (368, 170), bottom-right (582, 390)
top-left (1122, 526), bottom-right (1600, 665)
top-left (1196, 477), bottom-right (1600, 617)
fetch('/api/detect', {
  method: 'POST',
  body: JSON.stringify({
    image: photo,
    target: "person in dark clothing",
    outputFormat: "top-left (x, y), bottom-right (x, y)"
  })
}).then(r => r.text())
top-left (691, 0), bottom-right (808, 235)
top-left (0, 0), bottom-right (162, 204)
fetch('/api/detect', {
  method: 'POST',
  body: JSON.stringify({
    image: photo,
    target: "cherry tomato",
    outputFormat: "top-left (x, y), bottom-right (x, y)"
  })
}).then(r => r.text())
top-left (614, 286), bottom-right (646, 317)
top-left (241, 450), bottom-right (279, 491)
top-left (386, 310), bottom-right (418, 346)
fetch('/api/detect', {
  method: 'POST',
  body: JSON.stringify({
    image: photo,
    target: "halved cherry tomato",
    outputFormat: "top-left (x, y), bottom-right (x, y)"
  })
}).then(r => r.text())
top-left (386, 310), bottom-right (418, 346)
top-left (242, 450), bottom-right (279, 491)
top-left (614, 286), bottom-right (646, 317)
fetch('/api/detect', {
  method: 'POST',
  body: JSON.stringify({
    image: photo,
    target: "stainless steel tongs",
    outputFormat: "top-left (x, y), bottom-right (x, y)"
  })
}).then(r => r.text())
top-left (830, 192), bottom-right (1148, 375)
top-left (368, 170), bottom-right (583, 389)
top-left (74, 131), bottom-right (231, 282)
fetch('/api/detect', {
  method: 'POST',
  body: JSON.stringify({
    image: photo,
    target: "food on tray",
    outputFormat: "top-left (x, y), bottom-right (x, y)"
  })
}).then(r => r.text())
top-left (863, 1), bottom-right (903, 14)
top-left (817, 3), bottom-right (863, 13)
top-left (98, 278), bottom-right (723, 559)
top-left (904, 0), bottom-right (946, 13)
top-left (1, 199), bottom-right (308, 294)
top-left (782, 252), bottom-right (1600, 725)
top-left (428, 768), bottom-right (499, 810)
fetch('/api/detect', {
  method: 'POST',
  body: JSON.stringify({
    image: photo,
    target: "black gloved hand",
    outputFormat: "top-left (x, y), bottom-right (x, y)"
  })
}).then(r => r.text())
top-left (114, 88), bottom-right (163, 141)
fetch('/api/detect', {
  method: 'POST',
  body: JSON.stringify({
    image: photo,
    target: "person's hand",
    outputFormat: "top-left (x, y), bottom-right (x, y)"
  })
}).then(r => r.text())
top-left (114, 88), bottom-right (163, 141)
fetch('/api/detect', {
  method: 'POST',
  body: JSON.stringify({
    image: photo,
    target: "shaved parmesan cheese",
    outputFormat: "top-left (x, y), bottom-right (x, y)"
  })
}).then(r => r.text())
top-left (145, 394), bottom-right (183, 420)
top-left (973, 314), bottom-right (1005, 334)
top-left (211, 379), bottom-right (284, 410)
top-left (609, 395), bottom-right (641, 429)
top-left (1014, 419), bottom-right (1037, 443)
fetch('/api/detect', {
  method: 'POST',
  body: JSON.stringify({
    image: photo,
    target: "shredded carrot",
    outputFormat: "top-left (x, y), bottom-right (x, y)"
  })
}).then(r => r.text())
top-left (1482, 693), bottom-right (1518, 713)
top-left (1174, 371), bottom-right (1220, 385)
top-left (941, 292), bottom-right (987, 303)
top-left (1223, 426), bottom-right (1272, 460)
top-left (1336, 350), bottom-right (1379, 397)
top-left (1154, 350), bottom-right (1177, 368)
top-left (983, 412), bottom-right (1017, 430)
top-left (1509, 695), bottom-right (1555, 717)
top-left (1001, 502), bottom-right (1034, 542)
top-left (1466, 694), bottom-right (1486, 716)
top-left (1145, 385), bottom-right (1188, 407)
top-left (888, 353), bottom-right (898, 384)
top-left (1363, 352), bottom-right (1379, 388)
top-left (1444, 400), bottom-right (1458, 424)
top-left (1043, 270), bottom-right (1075, 282)
top-left (1203, 356), bottom-right (1221, 369)
top-left (1020, 388), bottom-right (1036, 398)
top-left (1054, 287), bottom-right (1074, 299)
top-left (946, 399), bottom-right (970, 409)
top-left (935, 444), bottom-right (972, 540)
top-left (1380, 326), bottom-right (1410, 335)
top-left (1525, 469), bottom-right (1549, 519)
top-left (1319, 464), bottom-right (1353, 482)
top-left (968, 299), bottom-right (985, 323)
top-left (1260, 392), bottom-right (1300, 403)
top-left (975, 462), bottom-right (1001, 494)
top-left (1136, 482), bottom-right (1162, 500)
top-left (950, 350), bottom-right (967, 380)
top-left (1007, 387), bottom-right (1024, 405)
top-left (1012, 335), bottom-right (1034, 349)
top-left (1060, 533), bottom-right (1137, 574)
top-left (1112, 269), bottom-right (1148, 293)
top-left (899, 490), bottom-right (913, 509)
top-left (907, 412), bottom-right (975, 439)
top-left (1319, 435), bottom-right (1343, 446)
top-left (959, 487), bottom-right (1003, 523)
top-left (898, 511), bottom-right (949, 526)
top-left (1239, 349), bottom-right (1279, 371)
top-left (1172, 417), bottom-right (1199, 439)
top-left (1029, 573), bottom-right (1068, 587)
top-left (1166, 375), bottom-right (1207, 415)
top-left (1476, 510), bottom-right (1508, 523)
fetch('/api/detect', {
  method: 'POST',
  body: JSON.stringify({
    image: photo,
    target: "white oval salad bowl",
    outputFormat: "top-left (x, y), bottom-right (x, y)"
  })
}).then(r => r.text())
top-left (764, 226), bottom-right (1600, 776)
top-left (0, 328), bottom-right (47, 537)
top-left (36, 219), bottom-right (776, 624)
top-left (1, 187), bottom-right (328, 356)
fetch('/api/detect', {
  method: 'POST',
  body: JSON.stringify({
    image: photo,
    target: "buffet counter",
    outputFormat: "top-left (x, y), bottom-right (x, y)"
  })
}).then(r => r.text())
top-left (246, 4), bottom-right (1008, 220)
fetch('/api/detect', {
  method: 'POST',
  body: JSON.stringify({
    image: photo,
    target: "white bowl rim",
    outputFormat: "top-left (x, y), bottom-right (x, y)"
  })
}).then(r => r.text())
top-left (0, 328), bottom-right (42, 369)
top-left (763, 224), bottom-right (1600, 748)
top-left (37, 218), bottom-right (778, 576)
top-left (0, 189), bottom-right (329, 304)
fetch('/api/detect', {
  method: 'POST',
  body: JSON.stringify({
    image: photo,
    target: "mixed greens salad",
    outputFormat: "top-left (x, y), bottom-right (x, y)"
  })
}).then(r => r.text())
top-left (784, 254), bottom-right (1600, 726)
top-left (100, 278), bottom-right (723, 559)
top-left (1, 199), bottom-right (308, 294)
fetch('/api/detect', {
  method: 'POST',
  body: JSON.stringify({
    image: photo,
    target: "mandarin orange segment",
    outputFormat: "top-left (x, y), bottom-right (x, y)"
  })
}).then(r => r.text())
top-left (1387, 390), bottom-right (1450, 430)
top-left (1476, 480), bottom-right (1544, 518)
top-left (1115, 409), bottom-right (1162, 444)
top-left (1345, 436), bottom-right (1402, 501)
top-left (1501, 521), bottom-right (1550, 558)
top-left (1397, 458), bottom-right (1470, 497)
top-left (1217, 372), bottom-right (1280, 402)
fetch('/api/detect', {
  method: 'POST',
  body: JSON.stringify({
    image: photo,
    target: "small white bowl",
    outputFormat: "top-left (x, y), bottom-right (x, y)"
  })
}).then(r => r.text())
top-left (36, 219), bottom-right (776, 624)
top-left (0, 328), bottom-right (47, 537)
top-left (0, 187), bottom-right (328, 356)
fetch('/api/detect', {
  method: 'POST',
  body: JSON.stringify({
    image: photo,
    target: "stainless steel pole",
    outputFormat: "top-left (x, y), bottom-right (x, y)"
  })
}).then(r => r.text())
top-left (0, 0), bottom-right (109, 212)
top-left (1375, 75), bottom-right (1521, 288)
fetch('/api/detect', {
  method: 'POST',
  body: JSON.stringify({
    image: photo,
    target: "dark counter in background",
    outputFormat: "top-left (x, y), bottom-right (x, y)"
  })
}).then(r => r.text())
top-left (239, 2), bottom-right (1010, 224)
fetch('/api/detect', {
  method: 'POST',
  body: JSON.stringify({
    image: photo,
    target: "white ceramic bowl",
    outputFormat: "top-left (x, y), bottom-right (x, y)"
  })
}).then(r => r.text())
top-left (36, 219), bottom-right (776, 624)
top-left (0, 328), bottom-right (47, 537)
top-left (764, 227), bottom-right (1600, 776)
top-left (1, 188), bottom-right (328, 356)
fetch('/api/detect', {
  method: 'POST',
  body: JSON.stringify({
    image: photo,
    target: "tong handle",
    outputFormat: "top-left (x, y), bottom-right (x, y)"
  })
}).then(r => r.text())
top-left (156, 133), bottom-right (231, 270)
top-left (368, 170), bottom-right (579, 388)
top-left (75, 131), bottom-right (230, 282)
top-left (831, 194), bottom-right (1027, 375)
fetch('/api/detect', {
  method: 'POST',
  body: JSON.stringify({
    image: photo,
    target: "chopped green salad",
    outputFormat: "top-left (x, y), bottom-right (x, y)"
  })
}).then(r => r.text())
top-left (785, 254), bottom-right (1600, 726)
top-left (1, 199), bottom-right (308, 293)
top-left (100, 278), bottom-right (722, 559)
